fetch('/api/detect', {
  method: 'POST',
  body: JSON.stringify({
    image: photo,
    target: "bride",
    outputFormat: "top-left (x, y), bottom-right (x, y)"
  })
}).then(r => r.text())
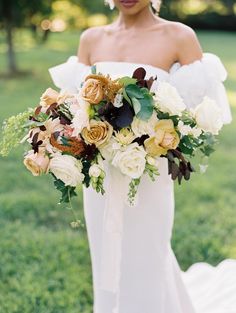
top-left (49, 1), bottom-right (235, 312)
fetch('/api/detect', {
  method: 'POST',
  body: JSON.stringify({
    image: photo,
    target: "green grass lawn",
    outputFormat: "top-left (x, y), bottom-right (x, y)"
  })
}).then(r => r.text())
top-left (0, 30), bottom-right (235, 313)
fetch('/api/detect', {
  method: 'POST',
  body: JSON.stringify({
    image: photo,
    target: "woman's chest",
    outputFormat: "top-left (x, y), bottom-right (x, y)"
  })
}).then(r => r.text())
top-left (90, 30), bottom-right (177, 71)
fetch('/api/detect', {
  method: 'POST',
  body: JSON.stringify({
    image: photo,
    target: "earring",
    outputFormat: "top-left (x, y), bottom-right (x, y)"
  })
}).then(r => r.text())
top-left (151, 0), bottom-right (161, 11)
top-left (104, 0), bottom-right (115, 10)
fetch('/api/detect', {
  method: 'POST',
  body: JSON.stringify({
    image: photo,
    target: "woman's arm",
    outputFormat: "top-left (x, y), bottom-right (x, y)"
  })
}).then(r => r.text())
top-left (77, 29), bottom-right (93, 65)
top-left (174, 23), bottom-right (203, 65)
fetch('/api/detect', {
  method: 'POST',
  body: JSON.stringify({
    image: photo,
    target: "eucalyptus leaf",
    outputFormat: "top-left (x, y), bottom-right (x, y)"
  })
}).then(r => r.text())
top-left (136, 93), bottom-right (154, 121)
top-left (91, 65), bottom-right (97, 74)
top-left (125, 84), bottom-right (144, 99)
top-left (132, 97), bottom-right (141, 115)
top-left (119, 77), bottom-right (137, 86)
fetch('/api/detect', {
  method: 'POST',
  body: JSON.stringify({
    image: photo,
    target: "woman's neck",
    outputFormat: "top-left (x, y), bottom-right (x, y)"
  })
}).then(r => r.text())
top-left (116, 6), bottom-right (159, 30)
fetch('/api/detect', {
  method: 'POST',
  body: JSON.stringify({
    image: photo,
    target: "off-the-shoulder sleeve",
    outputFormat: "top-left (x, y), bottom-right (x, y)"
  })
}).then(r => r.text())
top-left (48, 56), bottom-right (91, 93)
top-left (168, 53), bottom-right (232, 124)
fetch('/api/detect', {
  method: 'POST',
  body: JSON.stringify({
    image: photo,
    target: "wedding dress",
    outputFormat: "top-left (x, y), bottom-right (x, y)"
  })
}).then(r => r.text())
top-left (49, 53), bottom-right (235, 313)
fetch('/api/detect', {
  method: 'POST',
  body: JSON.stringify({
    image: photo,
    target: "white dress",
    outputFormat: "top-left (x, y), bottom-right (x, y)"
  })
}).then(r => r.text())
top-left (49, 53), bottom-right (235, 313)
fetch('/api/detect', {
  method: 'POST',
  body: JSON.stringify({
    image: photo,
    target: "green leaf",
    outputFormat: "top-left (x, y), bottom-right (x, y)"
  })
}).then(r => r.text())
top-left (122, 88), bottom-right (132, 105)
top-left (132, 97), bottom-right (141, 115)
top-left (91, 65), bottom-right (97, 74)
top-left (53, 177), bottom-right (77, 203)
top-left (125, 84), bottom-right (144, 99)
top-left (119, 77), bottom-right (137, 86)
top-left (136, 93), bottom-right (154, 121)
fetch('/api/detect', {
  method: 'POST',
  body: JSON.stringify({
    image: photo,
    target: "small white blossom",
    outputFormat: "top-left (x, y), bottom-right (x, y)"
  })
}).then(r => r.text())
top-left (89, 164), bottom-right (102, 178)
top-left (113, 92), bottom-right (123, 108)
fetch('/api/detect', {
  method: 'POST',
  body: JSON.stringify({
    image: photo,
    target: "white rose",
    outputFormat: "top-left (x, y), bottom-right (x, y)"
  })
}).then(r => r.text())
top-left (194, 96), bottom-right (223, 135)
top-left (71, 99), bottom-right (90, 136)
top-left (49, 154), bottom-right (84, 186)
top-left (154, 82), bottom-right (186, 116)
top-left (89, 164), bottom-right (102, 178)
top-left (112, 143), bottom-right (147, 179)
top-left (131, 112), bottom-right (158, 137)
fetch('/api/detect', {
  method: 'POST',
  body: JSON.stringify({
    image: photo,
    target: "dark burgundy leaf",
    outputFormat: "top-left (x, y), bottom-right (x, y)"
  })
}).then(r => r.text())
top-left (39, 125), bottom-right (46, 131)
top-left (35, 106), bottom-right (42, 116)
top-left (171, 162), bottom-right (179, 180)
top-left (178, 171), bottom-right (183, 185)
top-left (53, 131), bottom-right (60, 140)
top-left (60, 115), bottom-right (71, 125)
top-left (184, 169), bottom-right (191, 180)
top-left (46, 102), bottom-right (58, 115)
top-left (168, 160), bottom-right (173, 175)
top-left (80, 144), bottom-right (98, 161)
top-left (32, 132), bottom-right (39, 146)
top-left (132, 134), bottom-right (149, 146)
top-left (187, 161), bottom-right (195, 172)
top-left (132, 67), bottom-right (146, 80)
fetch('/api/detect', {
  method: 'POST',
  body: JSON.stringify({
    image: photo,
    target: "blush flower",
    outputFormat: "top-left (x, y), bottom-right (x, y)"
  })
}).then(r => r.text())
top-left (23, 149), bottom-right (50, 176)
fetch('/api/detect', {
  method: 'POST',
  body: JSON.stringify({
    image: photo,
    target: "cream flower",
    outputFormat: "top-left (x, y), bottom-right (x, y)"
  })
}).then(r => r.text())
top-left (194, 96), bottom-right (223, 135)
top-left (49, 154), bottom-right (84, 187)
top-left (112, 143), bottom-right (147, 179)
top-left (114, 128), bottom-right (136, 146)
top-left (131, 112), bottom-right (159, 137)
top-left (24, 149), bottom-right (49, 176)
top-left (154, 82), bottom-right (186, 116)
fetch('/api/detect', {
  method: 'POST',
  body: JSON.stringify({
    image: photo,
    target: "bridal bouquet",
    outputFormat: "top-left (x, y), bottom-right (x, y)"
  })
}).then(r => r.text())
top-left (0, 67), bottom-right (223, 205)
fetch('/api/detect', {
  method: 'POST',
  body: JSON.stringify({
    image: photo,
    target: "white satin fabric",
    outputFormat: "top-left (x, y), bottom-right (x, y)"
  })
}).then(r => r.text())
top-left (49, 53), bottom-right (235, 313)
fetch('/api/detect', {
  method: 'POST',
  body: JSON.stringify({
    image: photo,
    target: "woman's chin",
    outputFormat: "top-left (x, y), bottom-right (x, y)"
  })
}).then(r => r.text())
top-left (117, 0), bottom-right (148, 14)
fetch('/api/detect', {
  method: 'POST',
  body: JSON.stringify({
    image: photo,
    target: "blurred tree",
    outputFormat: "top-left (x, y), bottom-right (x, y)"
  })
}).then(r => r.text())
top-left (221, 0), bottom-right (235, 14)
top-left (0, 0), bottom-right (54, 75)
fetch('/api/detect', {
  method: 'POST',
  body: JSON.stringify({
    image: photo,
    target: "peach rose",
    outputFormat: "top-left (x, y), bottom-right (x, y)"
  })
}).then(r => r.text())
top-left (81, 78), bottom-right (104, 104)
top-left (40, 88), bottom-right (59, 107)
top-left (23, 150), bottom-right (50, 176)
top-left (144, 119), bottom-right (180, 157)
top-left (81, 119), bottom-right (113, 147)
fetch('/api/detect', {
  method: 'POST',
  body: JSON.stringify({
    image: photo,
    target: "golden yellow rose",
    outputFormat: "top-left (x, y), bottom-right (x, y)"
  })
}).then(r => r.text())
top-left (81, 78), bottom-right (104, 105)
top-left (144, 119), bottom-right (180, 157)
top-left (23, 150), bottom-right (50, 176)
top-left (82, 119), bottom-right (113, 147)
top-left (40, 88), bottom-right (59, 107)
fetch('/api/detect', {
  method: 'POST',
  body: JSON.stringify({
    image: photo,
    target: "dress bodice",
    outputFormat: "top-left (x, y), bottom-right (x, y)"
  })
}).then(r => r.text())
top-left (49, 53), bottom-right (232, 125)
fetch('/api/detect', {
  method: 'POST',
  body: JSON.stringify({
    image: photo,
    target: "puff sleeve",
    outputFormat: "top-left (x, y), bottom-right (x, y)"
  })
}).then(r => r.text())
top-left (168, 53), bottom-right (232, 124)
top-left (48, 56), bottom-right (91, 93)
